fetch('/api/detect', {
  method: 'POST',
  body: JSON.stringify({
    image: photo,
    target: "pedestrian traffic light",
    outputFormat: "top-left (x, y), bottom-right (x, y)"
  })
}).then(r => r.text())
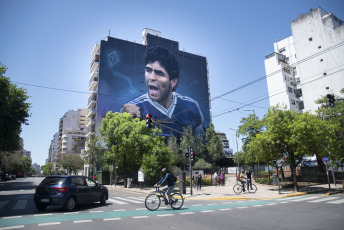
top-left (272, 160), bottom-right (277, 167)
top-left (327, 94), bottom-right (335, 107)
top-left (191, 152), bottom-right (195, 161)
top-left (145, 114), bottom-right (153, 128)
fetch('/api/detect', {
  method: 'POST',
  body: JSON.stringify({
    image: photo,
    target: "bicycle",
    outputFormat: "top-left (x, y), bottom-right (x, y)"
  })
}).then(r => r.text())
top-left (233, 179), bottom-right (257, 194)
top-left (145, 187), bottom-right (184, 211)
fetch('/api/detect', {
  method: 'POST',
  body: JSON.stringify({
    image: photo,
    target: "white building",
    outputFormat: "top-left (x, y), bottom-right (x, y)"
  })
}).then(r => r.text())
top-left (265, 7), bottom-right (344, 113)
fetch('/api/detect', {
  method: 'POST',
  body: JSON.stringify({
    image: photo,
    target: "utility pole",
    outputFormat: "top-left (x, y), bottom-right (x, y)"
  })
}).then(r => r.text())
top-left (229, 128), bottom-right (239, 181)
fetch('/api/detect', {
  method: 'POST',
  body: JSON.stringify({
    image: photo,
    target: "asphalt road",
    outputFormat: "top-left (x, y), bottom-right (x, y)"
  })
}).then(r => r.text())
top-left (1, 177), bottom-right (343, 230)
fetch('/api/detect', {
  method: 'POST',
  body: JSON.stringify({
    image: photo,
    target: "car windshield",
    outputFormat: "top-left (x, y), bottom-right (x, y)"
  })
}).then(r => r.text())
top-left (41, 177), bottom-right (66, 186)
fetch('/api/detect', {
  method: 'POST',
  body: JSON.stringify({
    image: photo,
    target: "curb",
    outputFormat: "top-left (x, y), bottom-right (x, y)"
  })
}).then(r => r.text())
top-left (184, 192), bottom-right (307, 200)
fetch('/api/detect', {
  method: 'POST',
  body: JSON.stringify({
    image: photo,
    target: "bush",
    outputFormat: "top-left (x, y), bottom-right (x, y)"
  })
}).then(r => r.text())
top-left (183, 178), bottom-right (212, 186)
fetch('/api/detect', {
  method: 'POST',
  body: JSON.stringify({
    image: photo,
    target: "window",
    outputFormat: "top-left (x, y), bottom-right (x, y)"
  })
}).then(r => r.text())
top-left (309, 37), bottom-right (313, 41)
top-left (86, 178), bottom-right (96, 187)
top-left (278, 47), bottom-right (286, 53)
top-left (288, 87), bottom-right (293, 93)
top-left (72, 177), bottom-right (86, 186)
top-left (318, 45), bottom-right (322, 49)
top-left (320, 59), bottom-right (323, 62)
top-left (291, 99), bottom-right (296, 105)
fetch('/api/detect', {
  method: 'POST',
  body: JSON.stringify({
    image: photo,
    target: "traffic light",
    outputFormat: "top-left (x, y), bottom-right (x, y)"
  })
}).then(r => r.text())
top-left (191, 152), bottom-right (195, 161)
top-left (327, 94), bottom-right (335, 107)
top-left (185, 152), bottom-right (189, 158)
top-left (272, 160), bottom-right (277, 167)
top-left (145, 114), bottom-right (153, 128)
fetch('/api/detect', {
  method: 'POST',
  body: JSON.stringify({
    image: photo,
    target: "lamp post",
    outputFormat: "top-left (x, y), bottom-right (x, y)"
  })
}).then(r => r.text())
top-left (244, 109), bottom-right (261, 180)
top-left (228, 128), bottom-right (239, 181)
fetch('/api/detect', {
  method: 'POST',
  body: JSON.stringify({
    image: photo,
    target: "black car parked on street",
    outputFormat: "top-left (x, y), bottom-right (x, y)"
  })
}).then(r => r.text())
top-left (34, 175), bottom-right (108, 211)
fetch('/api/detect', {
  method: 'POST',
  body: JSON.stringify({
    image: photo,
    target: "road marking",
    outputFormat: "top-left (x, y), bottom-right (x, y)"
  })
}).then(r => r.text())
top-left (327, 199), bottom-right (344, 204)
top-left (237, 207), bottom-right (248, 209)
top-left (0, 201), bottom-right (9, 209)
top-left (280, 201), bottom-right (290, 204)
top-left (179, 212), bottom-right (195, 215)
top-left (104, 218), bottom-right (122, 221)
top-left (108, 198), bottom-right (127, 204)
top-left (219, 208), bottom-right (232, 211)
top-left (113, 209), bottom-right (126, 212)
top-left (267, 203), bottom-right (277, 205)
top-left (308, 197), bottom-right (338, 203)
top-left (201, 210), bottom-right (215, 213)
top-left (115, 197), bottom-right (142, 204)
top-left (192, 204), bottom-right (202, 206)
top-left (207, 203), bottom-right (217, 205)
top-left (135, 208), bottom-right (146, 210)
top-left (34, 214), bottom-right (52, 217)
top-left (64, 212), bottom-right (79, 214)
top-left (0, 225), bottom-right (24, 229)
top-left (12, 200), bottom-right (27, 210)
top-left (291, 196), bottom-right (320, 202)
top-left (130, 197), bottom-right (145, 201)
top-left (157, 214), bottom-right (174, 217)
top-left (2, 216), bottom-right (22, 219)
top-left (224, 202), bottom-right (232, 204)
top-left (38, 222), bottom-right (60, 226)
top-left (89, 211), bottom-right (104, 213)
top-left (74, 220), bottom-right (92, 223)
top-left (252, 205), bottom-right (264, 207)
top-left (132, 216), bottom-right (148, 219)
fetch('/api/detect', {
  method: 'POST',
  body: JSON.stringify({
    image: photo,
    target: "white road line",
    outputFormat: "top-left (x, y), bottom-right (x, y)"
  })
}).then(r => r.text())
top-left (252, 205), bottom-right (264, 207)
top-left (132, 216), bottom-right (148, 219)
top-left (12, 200), bottom-right (27, 210)
top-left (192, 204), bottom-right (202, 206)
top-left (104, 218), bottom-right (122, 221)
top-left (74, 220), bottom-right (92, 223)
top-left (0, 201), bottom-right (9, 209)
top-left (0, 225), bottom-right (25, 229)
top-left (327, 199), bottom-right (344, 204)
top-left (113, 209), bottom-right (126, 212)
top-left (237, 207), bottom-right (248, 209)
top-left (179, 212), bottom-right (195, 215)
top-left (64, 212), bottom-right (80, 214)
top-left (108, 198), bottom-right (127, 204)
top-left (267, 203), bottom-right (277, 205)
top-left (34, 214), bottom-right (53, 217)
top-left (224, 202), bottom-right (232, 204)
top-left (38, 222), bottom-right (60, 226)
top-left (2, 216), bottom-right (23, 219)
top-left (219, 208), bottom-right (232, 211)
top-left (115, 197), bottom-right (142, 204)
top-left (136, 208), bottom-right (146, 210)
top-left (89, 211), bottom-right (104, 213)
top-left (130, 197), bottom-right (145, 201)
top-left (207, 203), bottom-right (217, 205)
top-left (308, 197), bottom-right (339, 203)
top-left (201, 210), bottom-right (215, 213)
top-left (291, 196), bottom-right (320, 202)
top-left (157, 214), bottom-right (174, 217)
top-left (280, 201), bottom-right (290, 204)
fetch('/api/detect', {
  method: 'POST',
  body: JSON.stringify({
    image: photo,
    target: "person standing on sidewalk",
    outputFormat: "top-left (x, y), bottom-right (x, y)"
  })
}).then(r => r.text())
top-left (214, 172), bottom-right (218, 186)
top-left (220, 172), bottom-right (225, 186)
top-left (197, 174), bottom-right (202, 190)
top-left (246, 169), bottom-right (252, 190)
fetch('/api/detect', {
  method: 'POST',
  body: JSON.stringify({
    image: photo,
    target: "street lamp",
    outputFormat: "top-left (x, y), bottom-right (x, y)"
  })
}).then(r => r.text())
top-left (244, 109), bottom-right (261, 180)
top-left (228, 128), bottom-right (239, 180)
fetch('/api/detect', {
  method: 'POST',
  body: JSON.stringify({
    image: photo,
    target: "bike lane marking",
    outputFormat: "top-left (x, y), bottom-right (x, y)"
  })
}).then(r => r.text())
top-left (0, 199), bottom-right (287, 228)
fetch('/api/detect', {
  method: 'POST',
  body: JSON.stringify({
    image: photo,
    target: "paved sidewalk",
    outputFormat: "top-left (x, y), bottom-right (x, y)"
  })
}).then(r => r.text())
top-left (106, 176), bottom-right (343, 200)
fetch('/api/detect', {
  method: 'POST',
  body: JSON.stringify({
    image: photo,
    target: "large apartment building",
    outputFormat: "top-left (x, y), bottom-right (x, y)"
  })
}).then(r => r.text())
top-left (265, 7), bottom-right (344, 113)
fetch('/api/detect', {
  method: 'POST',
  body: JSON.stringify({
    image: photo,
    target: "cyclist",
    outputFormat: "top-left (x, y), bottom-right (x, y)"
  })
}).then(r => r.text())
top-left (154, 168), bottom-right (175, 204)
top-left (238, 170), bottom-right (247, 192)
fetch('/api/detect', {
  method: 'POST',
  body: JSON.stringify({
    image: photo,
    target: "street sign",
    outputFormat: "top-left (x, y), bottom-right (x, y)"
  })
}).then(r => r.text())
top-left (322, 156), bottom-right (329, 163)
top-left (138, 170), bottom-right (144, 182)
top-left (109, 165), bottom-right (114, 172)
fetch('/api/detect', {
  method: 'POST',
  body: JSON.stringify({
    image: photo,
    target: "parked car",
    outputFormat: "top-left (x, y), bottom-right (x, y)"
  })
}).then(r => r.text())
top-left (34, 175), bottom-right (108, 211)
top-left (4, 174), bottom-right (11, 181)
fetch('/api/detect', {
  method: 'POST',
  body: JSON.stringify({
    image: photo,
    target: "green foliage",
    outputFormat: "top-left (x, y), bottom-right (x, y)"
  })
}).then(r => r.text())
top-left (193, 158), bottom-right (212, 170)
top-left (41, 162), bottom-right (54, 176)
top-left (205, 122), bottom-right (223, 166)
top-left (61, 153), bottom-right (84, 175)
top-left (83, 135), bottom-right (106, 172)
top-left (0, 63), bottom-right (31, 152)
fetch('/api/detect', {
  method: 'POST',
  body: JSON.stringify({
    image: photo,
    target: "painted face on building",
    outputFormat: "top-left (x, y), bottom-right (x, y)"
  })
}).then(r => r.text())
top-left (145, 61), bottom-right (178, 109)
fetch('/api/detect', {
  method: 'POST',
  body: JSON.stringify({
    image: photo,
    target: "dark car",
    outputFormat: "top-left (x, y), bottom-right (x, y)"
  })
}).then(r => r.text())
top-left (34, 175), bottom-right (108, 211)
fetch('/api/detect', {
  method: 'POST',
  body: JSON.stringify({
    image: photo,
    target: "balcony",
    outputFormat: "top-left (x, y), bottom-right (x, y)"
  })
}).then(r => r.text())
top-left (87, 108), bottom-right (96, 118)
top-left (91, 43), bottom-right (100, 57)
top-left (88, 98), bottom-right (96, 109)
top-left (89, 70), bottom-right (99, 82)
top-left (86, 131), bottom-right (95, 139)
top-left (86, 118), bottom-right (95, 128)
top-left (90, 55), bottom-right (100, 73)
top-left (88, 77), bottom-right (98, 91)
top-left (88, 88), bottom-right (97, 100)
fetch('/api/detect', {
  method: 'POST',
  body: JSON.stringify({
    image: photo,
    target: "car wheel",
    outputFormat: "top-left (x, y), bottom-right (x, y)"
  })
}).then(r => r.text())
top-left (36, 203), bottom-right (47, 211)
top-left (100, 193), bottom-right (107, 205)
top-left (64, 197), bottom-right (76, 211)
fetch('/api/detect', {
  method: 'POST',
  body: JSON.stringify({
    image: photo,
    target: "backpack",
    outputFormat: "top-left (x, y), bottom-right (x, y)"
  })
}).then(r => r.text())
top-left (170, 173), bottom-right (177, 183)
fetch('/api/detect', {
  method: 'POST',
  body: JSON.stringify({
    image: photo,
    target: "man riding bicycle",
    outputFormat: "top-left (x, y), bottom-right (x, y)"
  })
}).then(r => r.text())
top-left (154, 168), bottom-right (175, 205)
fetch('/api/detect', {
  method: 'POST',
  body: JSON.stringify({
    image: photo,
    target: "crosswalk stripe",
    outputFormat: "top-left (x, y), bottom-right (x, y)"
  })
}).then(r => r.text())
top-left (308, 197), bottom-right (339, 203)
top-left (115, 197), bottom-right (142, 204)
top-left (0, 201), bottom-right (9, 209)
top-left (12, 200), bottom-right (27, 210)
top-left (108, 198), bottom-right (127, 204)
top-left (291, 196), bottom-right (320, 202)
top-left (327, 199), bottom-right (344, 204)
top-left (130, 197), bottom-right (145, 201)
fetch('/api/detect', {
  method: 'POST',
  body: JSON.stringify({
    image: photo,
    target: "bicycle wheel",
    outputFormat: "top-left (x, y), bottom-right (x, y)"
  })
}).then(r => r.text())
top-left (233, 184), bottom-right (243, 194)
top-left (170, 192), bottom-right (184, 209)
top-left (145, 193), bottom-right (161, 211)
top-left (249, 184), bottom-right (257, 193)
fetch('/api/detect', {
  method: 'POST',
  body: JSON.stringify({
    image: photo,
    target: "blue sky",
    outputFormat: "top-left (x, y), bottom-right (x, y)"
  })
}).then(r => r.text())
top-left (1, 0), bottom-right (343, 166)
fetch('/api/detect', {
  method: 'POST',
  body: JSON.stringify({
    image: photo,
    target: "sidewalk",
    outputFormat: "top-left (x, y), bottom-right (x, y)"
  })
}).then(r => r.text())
top-left (106, 176), bottom-right (343, 200)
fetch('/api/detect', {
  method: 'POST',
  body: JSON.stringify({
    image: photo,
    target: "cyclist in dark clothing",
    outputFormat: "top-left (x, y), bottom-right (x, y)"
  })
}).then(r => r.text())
top-left (246, 170), bottom-right (252, 190)
top-left (155, 168), bottom-right (175, 204)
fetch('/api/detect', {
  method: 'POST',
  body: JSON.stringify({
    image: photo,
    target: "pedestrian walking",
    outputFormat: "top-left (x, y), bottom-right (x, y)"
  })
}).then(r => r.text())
top-left (220, 172), bottom-right (225, 186)
top-left (214, 172), bottom-right (218, 186)
top-left (217, 173), bottom-right (221, 186)
top-left (197, 174), bottom-right (202, 190)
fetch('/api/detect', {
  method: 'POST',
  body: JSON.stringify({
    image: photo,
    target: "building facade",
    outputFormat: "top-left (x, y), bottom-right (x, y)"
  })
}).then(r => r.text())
top-left (265, 7), bottom-right (344, 113)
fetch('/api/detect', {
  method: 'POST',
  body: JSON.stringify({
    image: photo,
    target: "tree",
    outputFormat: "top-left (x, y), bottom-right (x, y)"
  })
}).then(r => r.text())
top-left (205, 122), bottom-right (224, 171)
top-left (61, 153), bottom-right (84, 175)
top-left (41, 162), bottom-right (54, 176)
top-left (0, 63), bottom-right (31, 152)
top-left (83, 135), bottom-right (106, 175)
top-left (100, 112), bottom-right (171, 187)
top-left (193, 158), bottom-right (212, 170)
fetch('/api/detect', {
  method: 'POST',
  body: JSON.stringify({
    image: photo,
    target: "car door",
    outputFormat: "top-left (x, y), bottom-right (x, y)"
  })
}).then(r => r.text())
top-left (85, 177), bottom-right (101, 202)
top-left (71, 177), bottom-right (89, 204)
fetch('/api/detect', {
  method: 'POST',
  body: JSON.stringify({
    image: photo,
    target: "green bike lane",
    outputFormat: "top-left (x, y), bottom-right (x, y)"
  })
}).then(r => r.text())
top-left (0, 196), bottom-right (308, 228)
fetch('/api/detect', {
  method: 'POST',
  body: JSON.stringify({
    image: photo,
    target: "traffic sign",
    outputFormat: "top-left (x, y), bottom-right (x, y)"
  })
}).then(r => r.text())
top-left (322, 156), bottom-right (329, 163)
